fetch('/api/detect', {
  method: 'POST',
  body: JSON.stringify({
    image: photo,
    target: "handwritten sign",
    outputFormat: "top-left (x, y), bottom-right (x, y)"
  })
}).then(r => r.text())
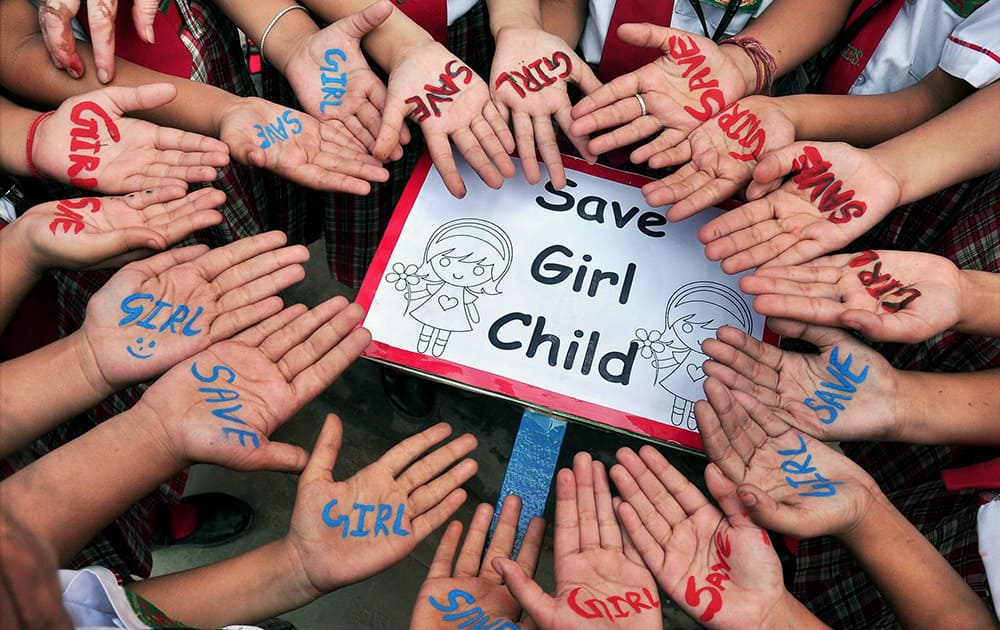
top-left (320, 48), bottom-right (348, 111)
top-left (321, 500), bottom-right (409, 537)
top-left (494, 51), bottom-right (572, 98)
top-left (778, 435), bottom-right (843, 497)
top-left (791, 146), bottom-right (867, 224)
top-left (49, 197), bottom-right (101, 235)
top-left (848, 250), bottom-right (921, 312)
top-left (685, 531), bottom-right (731, 622)
top-left (405, 60), bottom-right (473, 122)
top-left (68, 101), bottom-right (120, 188)
top-left (191, 362), bottom-right (260, 448)
top-left (569, 586), bottom-right (660, 621)
top-left (255, 110), bottom-right (303, 149)
top-left (358, 154), bottom-right (769, 451)
top-left (429, 590), bottom-right (518, 629)
top-left (803, 345), bottom-right (870, 423)
top-left (119, 293), bottom-right (205, 359)
top-left (669, 35), bottom-right (726, 122)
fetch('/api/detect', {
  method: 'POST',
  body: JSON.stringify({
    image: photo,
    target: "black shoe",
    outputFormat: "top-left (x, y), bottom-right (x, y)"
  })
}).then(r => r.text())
top-left (380, 366), bottom-right (435, 417)
top-left (152, 493), bottom-right (254, 548)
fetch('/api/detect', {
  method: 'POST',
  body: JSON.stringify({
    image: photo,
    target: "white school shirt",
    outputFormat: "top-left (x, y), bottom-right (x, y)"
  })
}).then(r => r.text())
top-left (848, 0), bottom-right (998, 94)
top-left (581, 0), bottom-right (775, 65)
top-left (446, 0), bottom-right (479, 26)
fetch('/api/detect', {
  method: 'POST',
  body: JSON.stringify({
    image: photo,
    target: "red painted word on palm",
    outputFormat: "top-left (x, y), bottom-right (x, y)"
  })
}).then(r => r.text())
top-left (716, 101), bottom-right (765, 161)
top-left (685, 531), bottom-right (731, 622)
top-left (494, 51), bottom-right (572, 99)
top-left (791, 146), bottom-right (867, 224)
top-left (667, 35), bottom-right (726, 123)
top-left (848, 250), bottom-right (921, 312)
top-left (68, 101), bottom-right (121, 189)
top-left (49, 197), bottom-right (101, 235)
top-left (568, 586), bottom-right (660, 621)
top-left (406, 60), bottom-right (474, 122)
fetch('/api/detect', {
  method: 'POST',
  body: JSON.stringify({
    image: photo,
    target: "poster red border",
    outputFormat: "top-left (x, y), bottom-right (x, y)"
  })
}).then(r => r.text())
top-left (357, 153), bottom-right (775, 452)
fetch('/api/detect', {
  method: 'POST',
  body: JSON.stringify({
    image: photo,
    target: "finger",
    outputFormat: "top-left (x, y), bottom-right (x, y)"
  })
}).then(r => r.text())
top-left (245, 440), bottom-right (310, 473)
top-left (470, 114), bottom-right (516, 179)
top-left (512, 112), bottom-right (540, 184)
top-left (454, 503), bottom-right (492, 578)
top-left (616, 22), bottom-right (684, 52)
top-left (553, 105), bottom-right (596, 164)
top-left (492, 559), bottom-right (556, 628)
top-left (647, 168), bottom-right (711, 209)
top-left (704, 377), bottom-right (768, 464)
top-left (381, 423), bottom-right (454, 477)
top-left (39, 2), bottom-right (81, 75)
top-left (258, 295), bottom-right (350, 360)
top-left (126, 242), bottom-right (209, 276)
top-left (721, 231), bottom-right (806, 274)
top-left (452, 126), bottom-right (503, 190)
top-left (426, 132), bottom-right (467, 198)
top-left (734, 482), bottom-right (785, 533)
top-left (480, 495), bottom-right (520, 582)
top-left (739, 273), bottom-right (841, 301)
top-left (632, 129), bottom-right (690, 166)
top-left (88, 226), bottom-right (168, 259)
top-left (300, 413), bottom-right (344, 482)
top-left (667, 178), bottom-right (741, 222)
top-left (573, 452), bottom-right (601, 550)
top-left (704, 462), bottom-right (754, 528)
top-left (232, 303), bottom-right (309, 345)
top-left (373, 95), bottom-right (408, 161)
top-left (193, 231), bottom-right (289, 280)
top-left (289, 327), bottom-right (372, 403)
top-left (109, 83), bottom-right (179, 115)
top-left (214, 253), bottom-right (309, 311)
top-left (752, 142), bottom-right (808, 187)
top-left (147, 208), bottom-right (223, 246)
top-left (133, 0), bottom-right (158, 43)
top-left (638, 445), bottom-right (709, 516)
top-left (570, 52), bottom-right (603, 96)
top-left (587, 115), bottom-right (662, 156)
top-left (410, 487), bottom-right (469, 541)
top-left (210, 295), bottom-right (285, 342)
top-left (516, 516), bottom-right (546, 578)
top-left (87, 0), bottom-right (118, 83)
top-left (276, 301), bottom-right (368, 381)
top-left (358, 101), bottom-right (386, 152)
top-left (750, 294), bottom-right (846, 327)
top-left (338, 0), bottom-right (392, 39)
top-left (701, 359), bottom-right (782, 410)
top-left (612, 448), bottom-right (686, 527)
top-left (613, 498), bottom-right (645, 565)
top-left (697, 198), bottom-right (774, 244)
top-left (693, 399), bottom-right (747, 484)
top-left (591, 460), bottom-right (623, 551)
top-left (571, 72), bottom-right (641, 123)
top-left (701, 326), bottom-right (782, 388)
top-left (483, 101), bottom-right (516, 156)
top-left (341, 114), bottom-right (377, 151)
top-left (429, 520), bottom-right (464, 578)
top-left (750, 257), bottom-right (850, 281)
top-left (533, 115), bottom-right (566, 190)
top-left (614, 500), bottom-right (666, 574)
top-left (552, 468), bottom-right (580, 560)
top-left (400, 433), bottom-right (479, 495)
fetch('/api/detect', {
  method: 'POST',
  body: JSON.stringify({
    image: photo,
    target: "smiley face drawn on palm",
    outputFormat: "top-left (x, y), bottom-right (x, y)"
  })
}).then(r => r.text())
top-left (126, 336), bottom-right (157, 359)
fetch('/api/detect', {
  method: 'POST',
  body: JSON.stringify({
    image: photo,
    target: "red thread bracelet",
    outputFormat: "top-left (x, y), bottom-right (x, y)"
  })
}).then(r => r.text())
top-left (719, 36), bottom-right (777, 95)
top-left (25, 111), bottom-right (55, 179)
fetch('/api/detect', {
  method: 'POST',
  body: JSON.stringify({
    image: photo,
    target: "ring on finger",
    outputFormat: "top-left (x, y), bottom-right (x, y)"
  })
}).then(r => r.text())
top-left (635, 93), bottom-right (647, 117)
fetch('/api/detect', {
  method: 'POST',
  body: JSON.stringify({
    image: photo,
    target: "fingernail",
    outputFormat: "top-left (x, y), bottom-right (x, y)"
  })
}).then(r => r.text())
top-left (739, 492), bottom-right (757, 507)
top-left (68, 60), bottom-right (84, 78)
top-left (98, 68), bottom-right (110, 83)
top-left (146, 27), bottom-right (156, 44)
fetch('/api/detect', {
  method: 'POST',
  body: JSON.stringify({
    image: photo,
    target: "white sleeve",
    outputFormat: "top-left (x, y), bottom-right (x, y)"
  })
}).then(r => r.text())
top-left (939, 3), bottom-right (1000, 88)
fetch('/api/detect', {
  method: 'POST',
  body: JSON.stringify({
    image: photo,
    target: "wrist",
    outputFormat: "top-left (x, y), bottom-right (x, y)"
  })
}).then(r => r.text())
top-left (385, 32), bottom-right (438, 72)
top-left (281, 533), bottom-right (330, 603)
top-left (761, 589), bottom-right (828, 629)
top-left (490, 9), bottom-right (543, 38)
top-left (121, 400), bottom-right (190, 472)
top-left (837, 485), bottom-right (892, 549)
top-left (0, 218), bottom-right (46, 279)
top-left (718, 40), bottom-right (761, 98)
top-left (258, 6), bottom-right (318, 76)
top-left (26, 111), bottom-right (56, 179)
top-left (955, 270), bottom-right (1000, 336)
top-left (70, 328), bottom-right (118, 400)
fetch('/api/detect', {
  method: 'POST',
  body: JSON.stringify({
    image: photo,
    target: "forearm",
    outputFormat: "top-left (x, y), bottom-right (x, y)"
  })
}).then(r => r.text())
top-left (869, 81), bottom-right (999, 205)
top-left (0, 96), bottom-right (37, 175)
top-left (488, 0), bottom-right (542, 37)
top-left (0, 222), bottom-right (44, 332)
top-left (540, 0), bottom-right (587, 47)
top-left (0, 0), bottom-right (235, 136)
top-left (128, 537), bottom-right (317, 627)
top-left (764, 591), bottom-right (832, 630)
top-left (213, 0), bottom-right (320, 75)
top-left (895, 368), bottom-right (1000, 446)
top-left (300, 0), bottom-right (433, 71)
top-left (840, 494), bottom-right (995, 629)
top-left (0, 404), bottom-right (180, 563)
top-left (956, 271), bottom-right (1000, 338)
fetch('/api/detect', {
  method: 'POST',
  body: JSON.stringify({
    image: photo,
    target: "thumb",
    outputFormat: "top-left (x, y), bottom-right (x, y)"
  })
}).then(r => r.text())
top-left (492, 558), bottom-right (554, 625)
top-left (301, 414), bottom-right (344, 482)
top-left (705, 463), bottom-right (757, 528)
top-left (616, 22), bottom-right (680, 52)
top-left (840, 308), bottom-right (895, 342)
top-left (339, 0), bottom-right (392, 39)
top-left (252, 441), bottom-right (310, 474)
top-left (571, 53), bottom-right (603, 96)
top-left (751, 142), bottom-right (810, 189)
top-left (134, 0), bottom-right (159, 44)
top-left (735, 483), bottom-right (788, 532)
top-left (373, 96), bottom-right (408, 162)
top-left (101, 226), bottom-right (168, 257)
top-left (110, 83), bottom-right (179, 114)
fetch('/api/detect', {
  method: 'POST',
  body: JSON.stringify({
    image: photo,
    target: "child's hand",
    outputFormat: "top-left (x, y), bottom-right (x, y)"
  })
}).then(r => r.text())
top-left (611, 447), bottom-right (792, 629)
top-left (286, 416), bottom-right (478, 594)
top-left (375, 42), bottom-right (515, 198)
top-left (32, 84), bottom-right (229, 193)
top-left (641, 96), bottom-right (794, 221)
top-left (81, 231), bottom-right (308, 390)
top-left (12, 188), bottom-right (223, 272)
top-left (135, 296), bottom-right (370, 472)
top-left (700, 142), bottom-right (901, 273)
top-left (701, 319), bottom-right (900, 442)
top-left (696, 377), bottom-right (881, 539)
top-left (740, 250), bottom-right (965, 343)
top-left (218, 97), bottom-right (389, 195)
top-left (489, 27), bottom-right (600, 187)
top-left (493, 453), bottom-right (662, 630)
top-left (283, 1), bottom-right (404, 157)
top-left (411, 495), bottom-right (544, 629)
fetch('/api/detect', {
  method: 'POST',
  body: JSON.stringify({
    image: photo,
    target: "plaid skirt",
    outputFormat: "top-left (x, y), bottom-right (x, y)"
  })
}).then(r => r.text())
top-left (262, 1), bottom-right (496, 288)
top-left (1, 0), bottom-right (267, 580)
top-left (793, 169), bottom-right (1000, 627)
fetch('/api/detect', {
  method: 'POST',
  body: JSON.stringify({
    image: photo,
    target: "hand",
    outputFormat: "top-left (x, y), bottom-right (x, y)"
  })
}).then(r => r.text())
top-left (374, 42), bottom-right (515, 198)
top-left (134, 296), bottom-right (370, 472)
top-left (493, 453), bottom-right (661, 630)
top-left (411, 495), bottom-right (545, 629)
top-left (642, 96), bottom-right (794, 221)
top-left (0, 505), bottom-right (72, 630)
top-left (702, 319), bottom-right (899, 442)
top-left (218, 97), bottom-right (389, 195)
top-left (696, 376), bottom-right (881, 539)
top-left (80, 231), bottom-right (309, 390)
top-left (611, 447), bottom-right (791, 628)
top-left (31, 83), bottom-right (230, 194)
top-left (38, 0), bottom-right (158, 82)
top-left (700, 142), bottom-right (902, 273)
top-left (286, 415), bottom-right (477, 594)
top-left (489, 27), bottom-right (601, 188)
top-left (570, 24), bottom-right (746, 162)
top-left (740, 250), bottom-right (965, 343)
top-left (12, 187), bottom-right (224, 272)
top-left (283, 1), bottom-right (408, 158)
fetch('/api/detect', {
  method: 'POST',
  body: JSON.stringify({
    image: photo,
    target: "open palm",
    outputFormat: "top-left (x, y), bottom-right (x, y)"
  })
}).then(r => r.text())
top-left (82, 231), bottom-right (308, 389)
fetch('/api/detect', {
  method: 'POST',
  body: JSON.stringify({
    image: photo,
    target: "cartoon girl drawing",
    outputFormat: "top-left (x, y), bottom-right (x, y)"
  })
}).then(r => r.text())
top-left (633, 281), bottom-right (754, 431)
top-left (385, 218), bottom-right (513, 357)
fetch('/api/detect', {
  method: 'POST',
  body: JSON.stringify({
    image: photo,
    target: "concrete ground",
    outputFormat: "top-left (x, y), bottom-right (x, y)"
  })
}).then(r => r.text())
top-left (152, 240), bottom-right (705, 629)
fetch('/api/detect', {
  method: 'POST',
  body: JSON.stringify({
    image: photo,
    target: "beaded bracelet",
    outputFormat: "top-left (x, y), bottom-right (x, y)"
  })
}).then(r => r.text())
top-left (719, 36), bottom-right (777, 95)
top-left (26, 111), bottom-right (56, 179)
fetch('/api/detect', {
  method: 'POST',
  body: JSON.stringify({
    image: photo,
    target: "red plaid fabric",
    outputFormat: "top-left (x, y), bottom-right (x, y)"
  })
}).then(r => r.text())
top-left (793, 169), bottom-right (1000, 626)
top-left (262, 1), bottom-right (496, 288)
top-left (1, 0), bottom-right (266, 580)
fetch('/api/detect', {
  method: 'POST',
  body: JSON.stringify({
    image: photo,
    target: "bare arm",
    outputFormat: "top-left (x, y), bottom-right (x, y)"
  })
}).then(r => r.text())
top-left (895, 368), bottom-right (1000, 446)
top-left (540, 0), bottom-right (587, 48)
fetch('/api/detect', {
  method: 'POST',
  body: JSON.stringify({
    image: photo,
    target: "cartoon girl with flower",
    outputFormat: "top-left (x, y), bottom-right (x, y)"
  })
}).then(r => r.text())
top-left (634, 281), bottom-right (754, 430)
top-left (385, 218), bottom-right (513, 357)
